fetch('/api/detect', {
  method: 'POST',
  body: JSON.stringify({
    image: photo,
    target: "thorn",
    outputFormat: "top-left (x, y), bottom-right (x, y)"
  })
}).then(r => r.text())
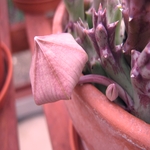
top-left (34, 36), bottom-right (39, 41)
top-left (98, 3), bottom-right (103, 11)
top-left (122, 49), bottom-right (126, 53)
top-left (131, 50), bottom-right (135, 54)
top-left (104, 54), bottom-right (108, 58)
top-left (103, 8), bottom-right (106, 15)
top-left (131, 70), bottom-right (139, 78)
top-left (129, 16), bottom-right (133, 22)
top-left (108, 21), bottom-right (119, 28)
top-left (115, 20), bottom-right (119, 26)
top-left (131, 74), bottom-right (135, 78)
top-left (117, 4), bottom-right (123, 11)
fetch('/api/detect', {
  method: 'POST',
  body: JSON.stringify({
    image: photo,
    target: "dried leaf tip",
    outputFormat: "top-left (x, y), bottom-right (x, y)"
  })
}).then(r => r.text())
top-left (30, 33), bottom-right (88, 105)
top-left (117, 4), bottom-right (123, 11)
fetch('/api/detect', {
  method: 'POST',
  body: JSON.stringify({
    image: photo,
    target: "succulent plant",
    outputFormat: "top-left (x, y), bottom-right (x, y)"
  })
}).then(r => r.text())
top-left (30, 0), bottom-right (150, 123)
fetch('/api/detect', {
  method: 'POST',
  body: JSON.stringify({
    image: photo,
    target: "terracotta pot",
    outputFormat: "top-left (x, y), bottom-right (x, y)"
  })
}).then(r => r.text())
top-left (0, 45), bottom-right (5, 91)
top-left (13, 0), bottom-right (61, 14)
top-left (0, 42), bottom-right (13, 109)
top-left (69, 120), bottom-right (90, 150)
top-left (53, 2), bottom-right (150, 150)
top-left (66, 85), bottom-right (150, 150)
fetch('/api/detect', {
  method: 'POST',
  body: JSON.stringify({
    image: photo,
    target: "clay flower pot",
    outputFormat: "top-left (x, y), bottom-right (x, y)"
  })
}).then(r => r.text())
top-left (66, 84), bottom-right (150, 150)
top-left (13, 0), bottom-right (61, 14)
top-left (0, 42), bottom-right (13, 109)
top-left (0, 45), bottom-right (5, 91)
top-left (53, 2), bottom-right (150, 150)
top-left (0, 42), bottom-right (19, 150)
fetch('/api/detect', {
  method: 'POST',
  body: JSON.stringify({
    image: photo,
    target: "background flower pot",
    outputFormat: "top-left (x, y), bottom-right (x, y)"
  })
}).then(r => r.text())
top-left (0, 42), bottom-right (13, 109)
top-left (0, 42), bottom-right (19, 150)
top-left (0, 45), bottom-right (5, 91)
top-left (53, 2), bottom-right (150, 150)
top-left (69, 121), bottom-right (87, 150)
top-left (13, 0), bottom-right (61, 14)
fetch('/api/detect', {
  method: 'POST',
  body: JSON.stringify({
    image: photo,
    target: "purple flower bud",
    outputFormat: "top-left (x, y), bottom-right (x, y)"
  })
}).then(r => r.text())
top-left (106, 83), bottom-right (118, 101)
top-left (78, 74), bottom-right (133, 111)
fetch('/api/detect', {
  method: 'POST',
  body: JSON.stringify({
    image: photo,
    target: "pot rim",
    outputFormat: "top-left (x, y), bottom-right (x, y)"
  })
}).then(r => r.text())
top-left (13, 0), bottom-right (57, 5)
top-left (0, 42), bottom-right (13, 107)
top-left (69, 120), bottom-right (80, 150)
top-left (73, 84), bottom-right (150, 148)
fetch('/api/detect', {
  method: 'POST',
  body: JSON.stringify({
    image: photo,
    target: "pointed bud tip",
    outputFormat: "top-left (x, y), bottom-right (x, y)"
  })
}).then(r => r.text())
top-left (34, 36), bottom-right (38, 41)
top-left (30, 33), bottom-right (88, 105)
top-left (129, 16), bottom-right (133, 22)
top-left (131, 74), bottom-right (135, 78)
top-left (98, 3), bottom-right (103, 11)
top-left (131, 71), bottom-right (139, 78)
top-left (104, 55), bottom-right (108, 58)
top-left (117, 4), bottom-right (123, 11)
top-left (106, 83), bottom-right (118, 101)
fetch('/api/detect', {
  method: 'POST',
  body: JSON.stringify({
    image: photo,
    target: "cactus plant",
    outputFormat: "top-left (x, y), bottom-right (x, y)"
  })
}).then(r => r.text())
top-left (30, 0), bottom-right (150, 123)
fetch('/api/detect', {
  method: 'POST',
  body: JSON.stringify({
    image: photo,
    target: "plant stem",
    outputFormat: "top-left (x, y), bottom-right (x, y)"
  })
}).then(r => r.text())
top-left (78, 74), bottom-right (133, 111)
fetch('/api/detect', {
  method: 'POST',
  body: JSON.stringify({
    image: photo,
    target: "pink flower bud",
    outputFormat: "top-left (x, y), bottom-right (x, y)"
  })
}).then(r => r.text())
top-left (30, 33), bottom-right (88, 105)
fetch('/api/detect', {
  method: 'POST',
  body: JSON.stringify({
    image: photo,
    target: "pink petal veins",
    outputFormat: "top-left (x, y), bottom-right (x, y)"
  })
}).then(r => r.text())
top-left (30, 33), bottom-right (88, 105)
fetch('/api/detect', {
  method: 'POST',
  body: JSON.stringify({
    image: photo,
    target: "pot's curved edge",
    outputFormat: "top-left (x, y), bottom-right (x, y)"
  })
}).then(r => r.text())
top-left (13, 0), bottom-right (61, 14)
top-left (73, 84), bottom-right (150, 149)
top-left (69, 120), bottom-right (89, 150)
top-left (0, 42), bottom-right (13, 108)
top-left (0, 46), bottom-right (5, 90)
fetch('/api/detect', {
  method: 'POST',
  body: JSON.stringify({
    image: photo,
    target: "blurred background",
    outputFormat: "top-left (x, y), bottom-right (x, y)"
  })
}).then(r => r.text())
top-left (3, 0), bottom-right (56, 149)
